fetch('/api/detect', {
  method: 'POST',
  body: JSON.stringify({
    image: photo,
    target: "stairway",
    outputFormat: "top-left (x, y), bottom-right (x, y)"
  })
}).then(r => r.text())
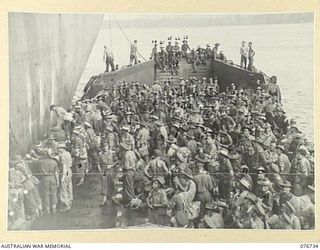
top-left (155, 58), bottom-right (212, 85)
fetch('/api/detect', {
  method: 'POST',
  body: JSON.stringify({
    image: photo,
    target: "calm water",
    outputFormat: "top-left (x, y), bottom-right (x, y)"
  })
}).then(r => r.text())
top-left (77, 22), bottom-right (314, 142)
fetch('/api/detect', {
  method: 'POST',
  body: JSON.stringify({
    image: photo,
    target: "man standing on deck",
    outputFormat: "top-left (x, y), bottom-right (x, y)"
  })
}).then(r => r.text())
top-left (58, 143), bottom-right (73, 212)
top-left (240, 41), bottom-right (248, 69)
top-left (103, 45), bottom-right (115, 72)
top-left (248, 42), bottom-right (255, 71)
top-left (121, 142), bottom-right (137, 204)
top-left (130, 40), bottom-right (138, 66)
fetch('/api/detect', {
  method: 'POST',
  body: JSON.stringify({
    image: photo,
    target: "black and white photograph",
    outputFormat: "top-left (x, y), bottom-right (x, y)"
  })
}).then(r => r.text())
top-left (8, 12), bottom-right (315, 231)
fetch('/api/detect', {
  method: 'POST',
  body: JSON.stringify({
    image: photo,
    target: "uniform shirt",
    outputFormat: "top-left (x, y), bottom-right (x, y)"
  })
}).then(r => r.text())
top-left (86, 127), bottom-right (96, 148)
top-left (71, 135), bottom-right (85, 157)
top-left (240, 45), bottom-right (248, 57)
top-left (60, 151), bottom-right (72, 169)
top-left (103, 47), bottom-right (114, 60)
top-left (136, 127), bottom-right (150, 146)
top-left (51, 128), bottom-right (67, 142)
top-left (220, 115), bottom-right (236, 131)
top-left (187, 139), bottom-right (198, 156)
top-left (106, 132), bottom-right (119, 150)
top-left (296, 157), bottom-right (310, 175)
top-left (166, 44), bottom-right (173, 54)
top-left (123, 150), bottom-right (137, 170)
top-left (149, 188), bottom-right (168, 206)
top-left (130, 43), bottom-right (137, 56)
top-left (121, 132), bottom-right (135, 150)
top-left (194, 172), bottom-right (213, 193)
top-left (99, 150), bottom-right (115, 167)
top-left (173, 45), bottom-right (180, 52)
top-left (248, 47), bottom-right (255, 58)
top-left (278, 153), bottom-right (291, 173)
top-left (36, 158), bottom-right (59, 176)
top-left (181, 43), bottom-right (190, 52)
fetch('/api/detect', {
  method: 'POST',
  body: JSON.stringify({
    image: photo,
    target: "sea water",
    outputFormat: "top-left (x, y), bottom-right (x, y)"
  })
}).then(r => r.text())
top-left (77, 22), bottom-right (314, 142)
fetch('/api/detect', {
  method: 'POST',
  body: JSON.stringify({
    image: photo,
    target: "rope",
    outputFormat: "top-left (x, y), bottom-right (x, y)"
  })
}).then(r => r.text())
top-left (112, 15), bottom-right (147, 62)
top-left (109, 16), bottom-right (112, 49)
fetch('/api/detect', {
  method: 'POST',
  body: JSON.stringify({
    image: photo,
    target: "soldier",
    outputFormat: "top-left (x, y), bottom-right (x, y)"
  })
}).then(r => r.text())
top-left (218, 149), bottom-right (234, 199)
top-left (71, 129), bottom-right (88, 186)
top-left (121, 142), bottom-right (138, 204)
top-left (120, 125), bottom-right (135, 151)
top-left (98, 143), bottom-right (118, 206)
top-left (193, 155), bottom-right (213, 223)
top-left (292, 148), bottom-right (310, 196)
top-left (135, 122), bottom-right (150, 163)
top-left (11, 155), bottom-right (42, 220)
top-left (147, 176), bottom-right (169, 226)
top-left (34, 149), bottom-right (59, 215)
top-left (198, 202), bottom-right (224, 229)
top-left (57, 143), bottom-right (73, 212)
top-left (144, 149), bottom-right (169, 180)
top-left (84, 122), bottom-right (99, 172)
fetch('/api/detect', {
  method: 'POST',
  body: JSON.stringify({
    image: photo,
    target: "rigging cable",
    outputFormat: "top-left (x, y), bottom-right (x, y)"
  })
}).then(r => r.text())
top-left (112, 15), bottom-right (147, 62)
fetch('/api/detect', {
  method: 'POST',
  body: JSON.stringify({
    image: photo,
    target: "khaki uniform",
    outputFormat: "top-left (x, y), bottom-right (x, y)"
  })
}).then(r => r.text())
top-left (59, 151), bottom-right (73, 206)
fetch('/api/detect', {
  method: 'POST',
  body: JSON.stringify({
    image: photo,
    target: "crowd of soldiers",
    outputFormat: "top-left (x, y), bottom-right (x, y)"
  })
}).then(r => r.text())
top-left (150, 37), bottom-right (226, 74)
top-left (8, 40), bottom-right (315, 230)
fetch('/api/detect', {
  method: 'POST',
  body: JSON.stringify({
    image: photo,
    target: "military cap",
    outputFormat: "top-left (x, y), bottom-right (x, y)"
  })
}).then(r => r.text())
top-left (84, 122), bottom-right (93, 128)
top-left (298, 148), bottom-right (308, 156)
top-left (120, 142), bottom-right (131, 151)
top-left (229, 152), bottom-right (241, 160)
top-left (121, 125), bottom-right (130, 131)
top-left (185, 131), bottom-right (195, 140)
top-left (257, 179), bottom-right (272, 187)
top-left (105, 125), bottom-right (114, 132)
top-left (276, 144), bottom-right (285, 152)
top-left (57, 142), bottom-right (67, 149)
top-left (153, 176), bottom-right (165, 188)
top-left (195, 154), bottom-right (209, 164)
top-left (204, 203), bottom-right (216, 210)
top-left (166, 135), bottom-right (177, 144)
top-left (180, 168), bottom-right (193, 179)
top-left (239, 177), bottom-right (252, 191)
top-left (244, 192), bottom-right (257, 203)
top-left (216, 200), bottom-right (228, 208)
top-left (150, 115), bottom-right (159, 120)
top-left (254, 202), bottom-right (266, 217)
top-left (154, 120), bottom-right (165, 126)
top-left (72, 129), bottom-right (80, 135)
top-left (279, 180), bottom-right (292, 188)
top-left (219, 148), bottom-right (229, 158)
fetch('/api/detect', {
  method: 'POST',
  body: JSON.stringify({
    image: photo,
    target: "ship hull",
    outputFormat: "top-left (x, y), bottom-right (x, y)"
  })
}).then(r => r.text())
top-left (212, 59), bottom-right (266, 91)
top-left (83, 60), bottom-right (155, 99)
top-left (9, 13), bottom-right (103, 155)
top-left (83, 58), bottom-right (268, 99)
